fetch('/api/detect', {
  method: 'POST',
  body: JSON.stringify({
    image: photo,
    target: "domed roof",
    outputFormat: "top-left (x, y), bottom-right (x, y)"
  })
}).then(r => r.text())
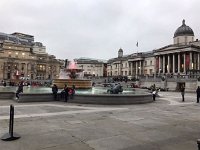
top-left (174, 20), bottom-right (194, 37)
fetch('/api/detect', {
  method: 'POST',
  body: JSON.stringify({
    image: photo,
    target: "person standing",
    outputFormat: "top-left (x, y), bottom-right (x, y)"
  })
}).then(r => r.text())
top-left (52, 84), bottom-right (58, 100)
top-left (69, 85), bottom-right (75, 99)
top-left (152, 90), bottom-right (156, 101)
top-left (16, 81), bottom-right (24, 99)
top-left (180, 85), bottom-right (185, 102)
top-left (196, 86), bottom-right (200, 103)
top-left (64, 84), bottom-right (69, 102)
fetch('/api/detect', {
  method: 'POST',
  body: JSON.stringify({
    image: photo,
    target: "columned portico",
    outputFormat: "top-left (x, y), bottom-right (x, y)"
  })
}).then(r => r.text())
top-left (154, 50), bottom-right (200, 75)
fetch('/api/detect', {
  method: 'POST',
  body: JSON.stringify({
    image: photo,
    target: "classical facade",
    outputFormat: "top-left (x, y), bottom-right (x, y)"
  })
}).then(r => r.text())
top-left (154, 20), bottom-right (200, 75)
top-left (107, 48), bottom-right (155, 77)
top-left (107, 20), bottom-right (200, 78)
top-left (0, 32), bottom-right (62, 81)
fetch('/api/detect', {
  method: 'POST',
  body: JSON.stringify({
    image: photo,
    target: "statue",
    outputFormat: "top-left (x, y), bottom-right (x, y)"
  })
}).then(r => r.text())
top-left (107, 83), bottom-right (123, 94)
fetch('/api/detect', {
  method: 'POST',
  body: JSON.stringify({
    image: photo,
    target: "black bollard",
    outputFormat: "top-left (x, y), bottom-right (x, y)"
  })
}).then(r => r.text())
top-left (197, 139), bottom-right (200, 150)
top-left (1, 105), bottom-right (21, 141)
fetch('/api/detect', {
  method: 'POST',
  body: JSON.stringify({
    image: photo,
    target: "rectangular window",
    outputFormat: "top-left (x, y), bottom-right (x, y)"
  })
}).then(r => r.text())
top-left (145, 61), bottom-right (147, 66)
top-left (150, 69), bottom-right (153, 74)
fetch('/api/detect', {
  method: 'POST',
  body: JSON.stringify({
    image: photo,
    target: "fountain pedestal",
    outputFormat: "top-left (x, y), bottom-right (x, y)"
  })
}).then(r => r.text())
top-left (53, 79), bottom-right (92, 89)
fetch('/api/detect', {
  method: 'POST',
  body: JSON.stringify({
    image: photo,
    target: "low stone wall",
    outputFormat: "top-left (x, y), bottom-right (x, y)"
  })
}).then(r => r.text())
top-left (0, 92), bottom-right (153, 105)
top-left (0, 92), bottom-right (15, 100)
top-left (16, 93), bottom-right (55, 103)
top-left (70, 94), bottom-right (153, 105)
top-left (0, 91), bottom-right (153, 104)
top-left (141, 80), bottom-right (198, 92)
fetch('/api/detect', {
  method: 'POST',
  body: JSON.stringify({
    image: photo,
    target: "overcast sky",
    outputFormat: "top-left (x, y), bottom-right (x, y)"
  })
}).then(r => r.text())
top-left (0, 0), bottom-right (200, 60)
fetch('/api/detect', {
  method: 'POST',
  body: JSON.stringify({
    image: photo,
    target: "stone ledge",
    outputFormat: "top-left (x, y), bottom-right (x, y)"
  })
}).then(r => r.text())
top-left (0, 92), bottom-right (153, 104)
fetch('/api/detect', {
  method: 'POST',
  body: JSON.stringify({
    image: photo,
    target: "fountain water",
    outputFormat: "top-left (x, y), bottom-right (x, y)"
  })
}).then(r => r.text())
top-left (53, 60), bottom-right (92, 89)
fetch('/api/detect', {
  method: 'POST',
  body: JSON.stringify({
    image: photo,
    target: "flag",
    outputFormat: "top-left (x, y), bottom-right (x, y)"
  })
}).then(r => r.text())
top-left (136, 41), bottom-right (138, 47)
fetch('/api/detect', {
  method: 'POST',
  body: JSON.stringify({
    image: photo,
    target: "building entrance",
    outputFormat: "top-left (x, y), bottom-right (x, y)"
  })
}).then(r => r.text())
top-left (176, 82), bottom-right (185, 91)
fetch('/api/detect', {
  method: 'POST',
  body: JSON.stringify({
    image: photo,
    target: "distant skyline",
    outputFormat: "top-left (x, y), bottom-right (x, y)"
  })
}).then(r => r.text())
top-left (0, 0), bottom-right (200, 60)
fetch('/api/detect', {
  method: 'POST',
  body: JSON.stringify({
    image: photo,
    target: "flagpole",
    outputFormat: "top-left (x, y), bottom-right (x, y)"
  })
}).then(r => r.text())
top-left (136, 41), bottom-right (138, 54)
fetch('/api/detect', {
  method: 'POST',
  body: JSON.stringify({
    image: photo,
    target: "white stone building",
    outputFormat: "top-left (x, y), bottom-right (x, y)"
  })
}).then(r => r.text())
top-left (74, 58), bottom-right (106, 77)
top-left (107, 20), bottom-right (200, 79)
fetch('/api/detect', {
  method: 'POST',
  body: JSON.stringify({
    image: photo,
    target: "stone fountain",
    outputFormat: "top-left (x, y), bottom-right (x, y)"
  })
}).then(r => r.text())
top-left (53, 61), bottom-right (92, 89)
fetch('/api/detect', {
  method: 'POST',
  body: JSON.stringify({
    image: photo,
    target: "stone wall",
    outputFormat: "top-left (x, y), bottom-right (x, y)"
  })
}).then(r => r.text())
top-left (141, 80), bottom-right (198, 92)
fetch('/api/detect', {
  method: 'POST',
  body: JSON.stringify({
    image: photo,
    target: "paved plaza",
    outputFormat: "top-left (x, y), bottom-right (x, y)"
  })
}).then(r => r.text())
top-left (0, 92), bottom-right (200, 150)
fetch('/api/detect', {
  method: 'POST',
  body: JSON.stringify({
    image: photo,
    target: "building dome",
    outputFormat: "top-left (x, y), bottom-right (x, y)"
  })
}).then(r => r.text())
top-left (174, 19), bottom-right (194, 37)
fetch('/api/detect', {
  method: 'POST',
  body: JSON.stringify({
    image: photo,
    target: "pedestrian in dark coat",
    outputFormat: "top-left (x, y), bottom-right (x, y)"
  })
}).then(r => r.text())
top-left (196, 86), bottom-right (200, 103)
top-left (52, 84), bottom-right (58, 100)
top-left (64, 84), bottom-right (69, 102)
top-left (60, 84), bottom-right (69, 102)
top-left (180, 86), bottom-right (185, 102)
top-left (16, 82), bottom-right (23, 99)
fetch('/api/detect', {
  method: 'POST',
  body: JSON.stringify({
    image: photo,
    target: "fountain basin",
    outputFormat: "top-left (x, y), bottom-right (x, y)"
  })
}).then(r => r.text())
top-left (0, 86), bottom-right (153, 105)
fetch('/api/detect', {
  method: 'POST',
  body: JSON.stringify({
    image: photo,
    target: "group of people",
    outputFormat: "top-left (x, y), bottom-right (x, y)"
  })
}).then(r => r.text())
top-left (52, 84), bottom-right (75, 102)
top-left (180, 85), bottom-right (200, 103)
top-left (151, 84), bottom-right (200, 103)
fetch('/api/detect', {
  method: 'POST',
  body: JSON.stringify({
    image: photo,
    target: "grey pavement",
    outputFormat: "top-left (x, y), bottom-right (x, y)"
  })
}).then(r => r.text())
top-left (0, 91), bottom-right (200, 150)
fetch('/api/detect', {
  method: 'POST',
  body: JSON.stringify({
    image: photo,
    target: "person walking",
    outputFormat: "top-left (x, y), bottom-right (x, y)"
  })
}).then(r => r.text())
top-left (152, 90), bottom-right (156, 101)
top-left (196, 86), bottom-right (200, 103)
top-left (180, 85), bottom-right (185, 102)
top-left (52, 84), bottom-right (58, 100)
top-left (16, 81), bottom-right (24, 99)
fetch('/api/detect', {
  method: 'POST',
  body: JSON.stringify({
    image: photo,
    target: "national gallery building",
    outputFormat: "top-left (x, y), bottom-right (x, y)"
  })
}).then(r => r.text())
top-left (107, 20), bottom-right (200, 78)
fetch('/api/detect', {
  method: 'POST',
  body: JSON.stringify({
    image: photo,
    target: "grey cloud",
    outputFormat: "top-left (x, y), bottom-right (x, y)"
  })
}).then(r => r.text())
top-left (0, 0), bottom-right (199, 60)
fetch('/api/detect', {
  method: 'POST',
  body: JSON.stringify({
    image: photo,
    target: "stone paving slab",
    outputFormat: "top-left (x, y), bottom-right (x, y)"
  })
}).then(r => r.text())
top-left (0, 92), bottom-right (200, 149)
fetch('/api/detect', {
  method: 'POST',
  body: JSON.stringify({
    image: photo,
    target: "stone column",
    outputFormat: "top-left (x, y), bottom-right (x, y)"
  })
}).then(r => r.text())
top-left (178, 53), bottom-right (180, 73)
top-left (130, 62), bottom-right (133, 76)
top-left (173, 54), bottom-right (175, 73)
top-left (198, 53), bottom-right (200, 70)
top-left (183, 53), bottom-right (186, 73)
top-left (159, 56), bottom-right (161, 73)
top-left (135, 61), bottom-right (138, 76)
top-left (163, 55), bottom-right (165, 74)
top-left (190, 52), bottom-right (192, 69)
top-left (167, 54), bottom-right (170, 73)
top-left (139, 61), bottom-right (142, 75)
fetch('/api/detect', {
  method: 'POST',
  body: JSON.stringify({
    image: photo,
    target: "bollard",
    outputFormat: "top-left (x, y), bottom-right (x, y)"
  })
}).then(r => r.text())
top-left (197, 139), bottom-right (200, 150)
top-left (1, 105), bottom-right (21, 141)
